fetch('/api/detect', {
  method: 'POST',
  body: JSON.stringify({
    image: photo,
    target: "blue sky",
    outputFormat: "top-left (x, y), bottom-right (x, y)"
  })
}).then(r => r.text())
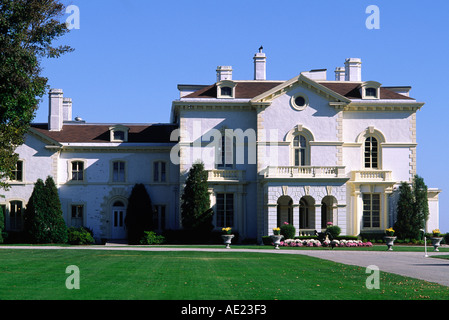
top-left (35, 0), bottom-right (449, 232)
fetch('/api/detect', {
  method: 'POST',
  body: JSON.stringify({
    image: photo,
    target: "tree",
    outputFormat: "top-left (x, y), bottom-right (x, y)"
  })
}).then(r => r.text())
top-left (394, 175), bottom-right (429, 240)
top-left (23, 179), bottom-right (46, 243)
top-left (413, 175), bottom-right (429, 230)
top-left (23, 176), bottom-right (67, 243)
top-left (43, 176), bottom-right (68, 243)
top-left (394, 181), bottom-right (416, 240)
top-left (0, 0), bottom-right (73, 191)
top-left (181, 161), bottom-right (213, 241)
top-left (125, 184), bottom-right (153, 245)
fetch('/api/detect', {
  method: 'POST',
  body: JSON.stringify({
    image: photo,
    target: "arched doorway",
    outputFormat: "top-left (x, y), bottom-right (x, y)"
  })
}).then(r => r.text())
top-left (277, 196), bottom-right (293, 226)
top-left (111, 200), bottom-right (127, 239)
top-left (299, 196), bottom-right (314, 229)
top-left (321, 196), bottom-right (337, 229)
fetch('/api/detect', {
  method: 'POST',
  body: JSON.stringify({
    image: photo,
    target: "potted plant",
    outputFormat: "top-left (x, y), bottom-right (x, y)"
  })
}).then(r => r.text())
top-left (430, 229), bottom-right (443, 252)
top-left (384, 228), bottom-right (397, 251)
top-left (270, 227), bottom-right (283, 249)
top-left (221, 227), bottom-right (234, 249)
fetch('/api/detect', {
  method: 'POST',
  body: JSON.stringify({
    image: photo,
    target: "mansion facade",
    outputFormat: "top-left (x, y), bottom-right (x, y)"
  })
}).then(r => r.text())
top-left (1, 50), bottom-right (441, 243)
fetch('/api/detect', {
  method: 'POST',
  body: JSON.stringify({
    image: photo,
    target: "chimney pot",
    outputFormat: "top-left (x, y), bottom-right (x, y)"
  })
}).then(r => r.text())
top-left (253, 48), bottom-right (267, 80)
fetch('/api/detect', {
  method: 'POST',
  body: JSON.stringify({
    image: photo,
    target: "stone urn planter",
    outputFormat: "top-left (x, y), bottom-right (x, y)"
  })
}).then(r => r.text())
top-left (384, 236), bottom-right (397, 251)
top-left (221, 234), bottom-right (234, 249)
top-left (270, 235), bottom-right (284, 249)
top-left (430, 237), bottom-right (443, 252)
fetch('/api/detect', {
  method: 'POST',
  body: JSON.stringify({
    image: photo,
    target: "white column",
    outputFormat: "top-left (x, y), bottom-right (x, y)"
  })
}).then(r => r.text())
top-left (314, 204), bottom-right (322, 231)
top-left (293, 205), bottom-right (300, 236)
top-left (267, 204), bottom-right (277, 236)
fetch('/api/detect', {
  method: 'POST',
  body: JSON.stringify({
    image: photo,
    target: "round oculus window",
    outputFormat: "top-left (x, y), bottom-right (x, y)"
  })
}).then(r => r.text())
top-left (291, 94), bottom-right (308, 110)
top-left (295, 96), bottom-right (306, 107)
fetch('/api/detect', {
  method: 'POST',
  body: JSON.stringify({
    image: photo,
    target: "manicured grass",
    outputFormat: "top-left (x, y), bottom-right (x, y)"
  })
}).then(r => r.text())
top-left (1, 249), bottom-right (448, 300)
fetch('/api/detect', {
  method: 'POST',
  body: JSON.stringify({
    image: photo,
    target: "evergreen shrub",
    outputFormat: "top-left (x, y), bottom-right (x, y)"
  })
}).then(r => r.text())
top-left (67, 227), bottom-right (94, 245)
top-left (23, 177), bottom-right (67, 244)
top-left (140, 231), bottom-right (165, 245)
top-left (280, 222), bottom-right (296, 239)
top-left (326, 225), bottom-right (341, 238)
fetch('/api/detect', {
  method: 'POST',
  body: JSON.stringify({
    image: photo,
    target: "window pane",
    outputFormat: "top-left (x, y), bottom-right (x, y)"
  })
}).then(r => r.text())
top-left (10, 201), bottom-right (23, 230)
top-left (72, 162), bottom-right (84, 181)
top-left (154, 162), bottom-right (159, 182)
top-left (300, 149), bottom-right (306, 166)
top-left (221, 87), bottom-right (232, 96)
top-left (71, 205), bottom-right (83, 227)
top-left (161, 162), bottom-right (166, 182)
top-left (114, 131), bottom-right (125, 141)
top-left (113, 161), bottom-right (125, 182)
top-left (13, 161), bottom-right (23, 181)
top-left (293, 136), bottom-right (299, 147)
top-left (295, 149), bottom-right (300, 166)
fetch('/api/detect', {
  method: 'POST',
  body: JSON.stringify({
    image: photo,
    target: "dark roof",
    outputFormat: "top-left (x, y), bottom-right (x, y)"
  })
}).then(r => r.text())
top-left (318, 82), bottom-right (414, 100)
top-left (183, 80), bottom-right (414, 100)
top-left (30, 123), bottom-right (178, 144)
top-left (183, 81), bottom-right (282, 99)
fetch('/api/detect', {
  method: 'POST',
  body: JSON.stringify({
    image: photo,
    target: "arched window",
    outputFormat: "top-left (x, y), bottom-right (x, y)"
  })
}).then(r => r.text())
top-left (364, 137), bottom-right (378, 169)
top-left (293, 135), bottom-right (308, 166)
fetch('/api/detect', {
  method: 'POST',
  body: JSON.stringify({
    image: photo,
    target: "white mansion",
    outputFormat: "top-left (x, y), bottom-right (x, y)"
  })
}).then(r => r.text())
top-left (1, 49), bottom-right (441, 243)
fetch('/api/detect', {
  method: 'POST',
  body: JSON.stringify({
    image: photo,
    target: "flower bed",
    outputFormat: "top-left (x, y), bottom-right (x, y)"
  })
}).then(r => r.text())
top-left (279, 238), bottom-right (373, 248)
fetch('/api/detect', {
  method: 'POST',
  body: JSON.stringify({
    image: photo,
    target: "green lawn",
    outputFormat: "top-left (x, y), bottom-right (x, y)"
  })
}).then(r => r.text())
top-left (1, 249), bottom-right (448, 300)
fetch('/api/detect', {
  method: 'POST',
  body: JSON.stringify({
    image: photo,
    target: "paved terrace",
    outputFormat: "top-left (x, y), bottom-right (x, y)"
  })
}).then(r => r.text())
top-left (1, 245), bottom-right (448, 287)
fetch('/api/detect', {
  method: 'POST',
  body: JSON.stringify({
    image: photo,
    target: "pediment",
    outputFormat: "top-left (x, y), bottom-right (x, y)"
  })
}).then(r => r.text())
top-left (250, 73), bottom-right (351, 106)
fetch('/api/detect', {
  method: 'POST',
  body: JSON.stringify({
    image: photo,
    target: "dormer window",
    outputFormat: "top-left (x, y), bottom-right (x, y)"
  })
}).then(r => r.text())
top-left (360, 81), bottom-right (381, 100)
top-left (216, 80), bottom-right (237, 99)
top-left (109, 125), bottom-right (129, 142)
top-left (113, 130), bottom-right (125, 141)
top-left (365, 87), bottom-right (377, 98)
top-left (221, 87), bottom-right (232, 97)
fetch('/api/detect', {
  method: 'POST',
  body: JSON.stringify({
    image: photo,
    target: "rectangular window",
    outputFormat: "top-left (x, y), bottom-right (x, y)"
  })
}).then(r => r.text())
top-left (12, 161), bottom-right (23, 182)
top-left (10, 201), bottom-right (23, 230)
top-left (362, 194), bottom-right (380, 228)
top-left (216, 193), bottom-right (234, 228)
top-left (113, 161), bottom-right (126, 182)
top-left (153, 161), bottom-right (166, 182)
top-left (71, 161), bottom-right (84, 181)
top-left (113, 130), bottom-right (125, 141)
top-left (217, 135), bottom-right (233, 168)
top-left (364, 137), bottom-right (378, 169)
top-left (153, 205), bottom-right (166, 231)
top-left (71, 205), bottom-right (84, 227)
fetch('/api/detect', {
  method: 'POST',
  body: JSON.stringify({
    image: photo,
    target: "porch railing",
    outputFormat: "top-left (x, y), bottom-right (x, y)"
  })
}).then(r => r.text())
top-left (263, 166), bottom-right (346, 179)
top-left (208, 169), bottom-right (245, 181)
